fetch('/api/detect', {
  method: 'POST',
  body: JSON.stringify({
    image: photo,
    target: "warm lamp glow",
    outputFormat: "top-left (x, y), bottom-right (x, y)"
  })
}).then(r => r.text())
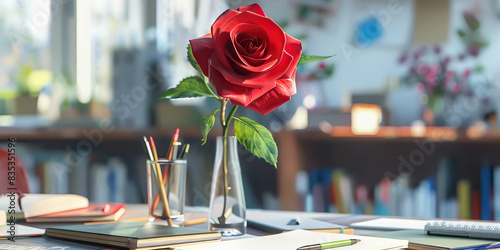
top-left (351, 104), bottom-right (382, 135)
top-left (411, 120), bottom-right (426, 137)
top-left (303, 94), bottom-right (317, 109)
top-left (466, 121), bottom-right (487, 139)
top-left (287, 106), bottom-right (308, 130)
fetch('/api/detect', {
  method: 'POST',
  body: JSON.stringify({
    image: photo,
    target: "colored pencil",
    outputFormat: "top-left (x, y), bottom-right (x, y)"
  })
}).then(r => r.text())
top-left (143, 136), bottom-right (154, 161)
top-left (167, 128), bottom-right (180, 160)
top-left (149, 137), bottom-right (173, 226)
top-left (179, 144), bottom-right (190, 159)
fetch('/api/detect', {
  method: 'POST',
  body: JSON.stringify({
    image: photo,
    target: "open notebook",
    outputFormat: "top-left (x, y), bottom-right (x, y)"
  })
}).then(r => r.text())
top-left (176, 229), bottom-right (408, 250)
top-left (0, 193), bottom-right (89, 218)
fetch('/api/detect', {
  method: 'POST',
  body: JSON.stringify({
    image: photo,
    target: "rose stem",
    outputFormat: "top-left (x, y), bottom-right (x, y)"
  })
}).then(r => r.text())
top-left (219, 98), bottom-right (238, 222)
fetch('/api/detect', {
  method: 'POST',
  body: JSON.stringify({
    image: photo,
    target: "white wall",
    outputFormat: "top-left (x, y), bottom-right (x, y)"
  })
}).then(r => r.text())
top-left (240, 0), bottom-right (500, 111)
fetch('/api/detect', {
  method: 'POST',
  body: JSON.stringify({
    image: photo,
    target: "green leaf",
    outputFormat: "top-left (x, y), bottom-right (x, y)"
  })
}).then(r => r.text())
top-left (465, 18), bottom-right (480, 31)
top-left (200, 110), bottom-right (218, 146)
top-left (457, 29), bottom-right (466, 37)
top-left (475, 65), bottom-right (484, 73)
top-left (324, 63), bottom-right (335, 76)
top-left (159, 76), bottom-right (215, 99)
top-left (187, 44), bottom-right (204, 77)
top-left (234, 117), bottom-right (278, 168)
top-left (298, 55), bottom-right (333, 66)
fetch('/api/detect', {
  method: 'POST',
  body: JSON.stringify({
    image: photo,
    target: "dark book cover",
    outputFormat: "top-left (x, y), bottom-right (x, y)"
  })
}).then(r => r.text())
top-left (46, 222), bottom-right (221, 249)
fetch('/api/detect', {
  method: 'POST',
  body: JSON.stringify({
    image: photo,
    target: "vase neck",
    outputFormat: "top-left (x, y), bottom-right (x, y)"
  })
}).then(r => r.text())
top-left (216, 136), bottom-right (239, 158)
top-left (216, 136), bottom-right (237, 145)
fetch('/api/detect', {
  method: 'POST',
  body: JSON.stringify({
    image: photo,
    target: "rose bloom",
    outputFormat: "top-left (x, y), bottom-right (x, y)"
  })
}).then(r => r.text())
top-left (190, 4), bottom-right (302, 115)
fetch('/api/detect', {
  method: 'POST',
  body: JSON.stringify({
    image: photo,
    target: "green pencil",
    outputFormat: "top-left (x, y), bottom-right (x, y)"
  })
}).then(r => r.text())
top-left (297, 239), bottom-right (360, 250)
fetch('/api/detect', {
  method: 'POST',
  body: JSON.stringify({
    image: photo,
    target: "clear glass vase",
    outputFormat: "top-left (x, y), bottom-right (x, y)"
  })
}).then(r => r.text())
top-left (208, 136), bottom-right (246, 236)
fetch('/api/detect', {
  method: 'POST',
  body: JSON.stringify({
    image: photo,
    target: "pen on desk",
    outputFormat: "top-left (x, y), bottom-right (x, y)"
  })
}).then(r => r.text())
top-left (296, 239), bottom-right (360, 250)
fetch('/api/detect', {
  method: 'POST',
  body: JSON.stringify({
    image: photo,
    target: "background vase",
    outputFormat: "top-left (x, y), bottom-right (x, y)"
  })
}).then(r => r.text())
top-left (208, 136), bottom-right (246, 236)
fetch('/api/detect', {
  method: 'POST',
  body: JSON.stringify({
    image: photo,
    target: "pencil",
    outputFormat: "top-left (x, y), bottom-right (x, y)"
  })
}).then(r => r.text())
top-left (143, 136), bottom-right (154, 161)
top-left (149, 137), bottom-right (173, 226)
top-left (171, 142), bottom-right (181, 161)
top-left (177, 143), bottom-right (187, 159)
top-left (179, 144), bottom-right (190, 159)
top-left (155, 128), bottom-right (179, 211)
top-left (183, 218), bottom-right (208, 226)
top-left (152, 129), bottom-right (180, 215)
top-left (144, 136), bottom-right (156, 215)
top-left (167, 128), bottom-right (180, 160)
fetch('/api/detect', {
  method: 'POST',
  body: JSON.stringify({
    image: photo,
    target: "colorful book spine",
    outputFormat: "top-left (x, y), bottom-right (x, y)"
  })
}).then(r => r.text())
top-left (480, 164), bottom-right (492, 220)
top-left (309, 168), bottom-right (323, 212)
top-left (321, 168), bottom-right (333, 212)
top-left (302, 163), bottom-right (500, 219)
top-left (374, 178), bottom-right (391, 216)
top-left (472, 191), bottom-right (481, 220)
top-left (457, 179), bottom-right (471, 219)
top-left (494, 166), bottom-right (500, 220)
top-left (295, 170), bottom-right (309, 211)
top-left (332, 169), bottom-right (346, 213)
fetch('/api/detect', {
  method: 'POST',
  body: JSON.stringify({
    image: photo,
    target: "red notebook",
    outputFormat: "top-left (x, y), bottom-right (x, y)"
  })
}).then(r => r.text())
top-left (26, 203), bottom-right (126, 223)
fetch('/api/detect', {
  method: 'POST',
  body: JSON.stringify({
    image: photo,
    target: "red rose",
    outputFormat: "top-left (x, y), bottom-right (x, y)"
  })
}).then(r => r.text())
top-left (190, 4), bottom-right (302, 115)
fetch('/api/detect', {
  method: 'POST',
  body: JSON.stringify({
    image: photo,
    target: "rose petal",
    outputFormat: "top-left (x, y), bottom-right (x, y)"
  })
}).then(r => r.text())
top-left (224, 48), bottom-right (276, 75)
top-left (213, 11), bottom-right (286, 74)
top-left (235, 35), bottom-right (269, 63)
top-left (189, 33), bottom-right (213, 77)
top-left (241, 69), bottom-right (298, 115)
top-left (234, 34), bottom-right (301, 114)
top-left (221, 23), bottom-right (281, 75)
top-left (237, 3), bottom-right (266, 17)
top-left (233, 25), bottom-right (269, 58)
top-left (211, 47), bottom-right (292, 88)
top-left (230, 24), bottom-right (273, 66)
top-left (241, 53), bottom-right (273, 67)
top-left (282, 34), bottom-right (302, 79)
top-left (211, 9), bottom-right (240, 69)
top-left (209, 59), bottom-right (276, 106)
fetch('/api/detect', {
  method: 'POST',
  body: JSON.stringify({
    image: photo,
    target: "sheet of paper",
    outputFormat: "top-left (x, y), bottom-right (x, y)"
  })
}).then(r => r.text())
top-left (177, 229), bottom-right (408, 250)
top-left (0, 224), bottom-right (45, 238)
top-left (351, 218), bottom-right (429, 230)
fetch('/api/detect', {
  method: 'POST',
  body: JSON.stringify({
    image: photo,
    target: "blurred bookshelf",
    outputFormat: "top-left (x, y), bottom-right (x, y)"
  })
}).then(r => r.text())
top-left (4, 125), bottom-right (500, 141)
top-left (0, 127), bottom-right (202, 140)
top-left (3, 125), bottom-right (500, 218)
top-left (275, 128), bottom-right (500, 221)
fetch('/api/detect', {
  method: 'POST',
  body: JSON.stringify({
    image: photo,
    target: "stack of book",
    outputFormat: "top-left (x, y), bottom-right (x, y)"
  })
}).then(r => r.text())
top-left (0, 193), bottom-right (125, 222)
top-left (45, 222), bottom-right (221, 249)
